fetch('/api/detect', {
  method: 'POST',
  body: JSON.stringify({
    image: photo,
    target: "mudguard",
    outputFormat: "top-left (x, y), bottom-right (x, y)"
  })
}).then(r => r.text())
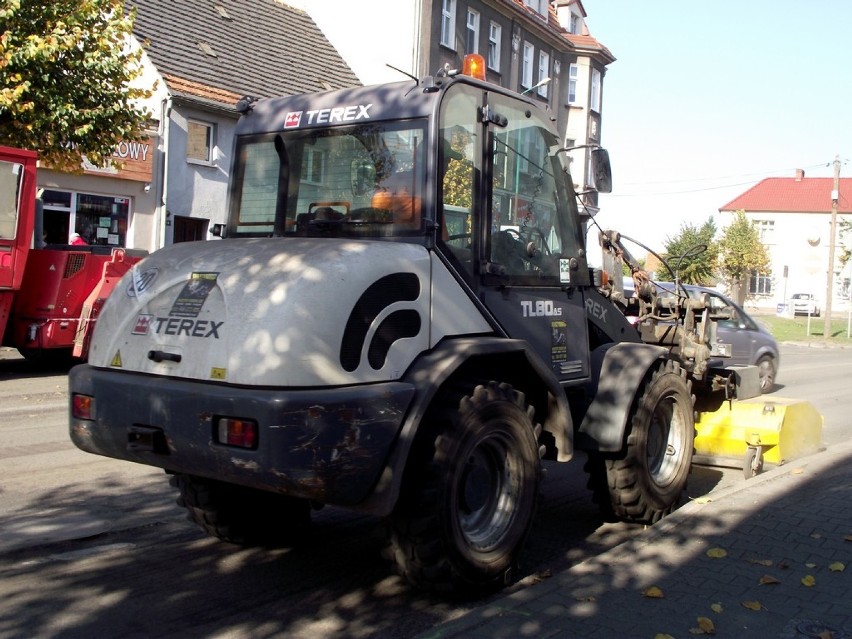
top-left (358, 336), bottom-right (574, 515)
top-left (576, 341), bottom-right (667, 452)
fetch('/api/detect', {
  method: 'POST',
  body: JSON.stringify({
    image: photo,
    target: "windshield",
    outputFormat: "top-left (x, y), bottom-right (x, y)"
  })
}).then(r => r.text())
top-left (229, 120), bottom-right (427, 238)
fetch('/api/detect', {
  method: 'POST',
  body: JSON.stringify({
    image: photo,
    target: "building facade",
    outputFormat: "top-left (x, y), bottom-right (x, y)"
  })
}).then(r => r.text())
top-left (302, 0), bottom-right (614, 213)
top-left (719, 168), bottom-right (852, 311)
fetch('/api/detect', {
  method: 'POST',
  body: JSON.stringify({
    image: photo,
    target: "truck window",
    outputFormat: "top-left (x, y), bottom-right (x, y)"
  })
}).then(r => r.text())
top-left (0, 160), bottom-right (23, 240)
top-left (437, 83), bottom-right (584, 285)
top-left (229, 121), bottom-right (427, 238)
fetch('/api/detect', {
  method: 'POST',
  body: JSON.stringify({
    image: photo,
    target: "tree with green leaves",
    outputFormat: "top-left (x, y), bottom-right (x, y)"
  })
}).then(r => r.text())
top-left (717, 210), bottom-right (770, 305)
top-left (661, 217), bottom-right (718, 285)
top-left (0, 0), bottom-right (153, 171)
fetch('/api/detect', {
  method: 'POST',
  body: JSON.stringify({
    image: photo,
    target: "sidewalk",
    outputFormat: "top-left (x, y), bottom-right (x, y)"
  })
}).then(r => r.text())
top-left (421, 439), bottom-right (852, 639)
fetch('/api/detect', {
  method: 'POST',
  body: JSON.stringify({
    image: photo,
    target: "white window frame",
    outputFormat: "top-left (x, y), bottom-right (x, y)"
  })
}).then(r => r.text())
top-left (524, 0), bottom-right (547, 17)
top-left (521, 42), bottom-right (534, 89)
top-left (590, 68), bottom-right (601, 112)
top-left (440, 0), bottom-right (456, 49)
top-left (754, 219), bottom-right (775, 244)
top-left (749, 272), bottom-right (773, 296)
top-left (567, 63), bottom-right (578, 103)
top-left (466, 9), bottom-right (479, 54)
top-left (187, 119), bottom-right (216, 165)
top-left (537, 51), bottom-right (550, 97)
top-left (303, 148), bottom-right (325, 185)
top-left (487, 22), bottom-right (501, 71)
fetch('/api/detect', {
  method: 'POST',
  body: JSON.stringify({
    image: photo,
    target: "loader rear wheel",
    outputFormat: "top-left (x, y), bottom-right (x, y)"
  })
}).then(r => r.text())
top-left (386, 381), bottom-right (542, 596)
top-left (170, 474), bottom-right (310, 546)
top-left (587, 359), bottom-right (694, 524)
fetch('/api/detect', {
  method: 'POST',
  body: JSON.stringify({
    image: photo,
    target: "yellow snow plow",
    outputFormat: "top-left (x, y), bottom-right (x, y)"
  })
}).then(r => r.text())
top-left (693, 388), bottom-right (824, 479)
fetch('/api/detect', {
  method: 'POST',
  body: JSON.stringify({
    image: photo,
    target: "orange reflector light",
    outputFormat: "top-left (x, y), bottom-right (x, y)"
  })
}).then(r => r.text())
top-left (72, 394), bottom-right (95, 420)
top-left (217, 418), bottom-right (258, 449)
top-left (462, 54), bottom-right (486, 80)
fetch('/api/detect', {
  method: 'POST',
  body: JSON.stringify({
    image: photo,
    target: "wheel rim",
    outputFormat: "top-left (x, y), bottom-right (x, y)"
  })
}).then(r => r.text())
top-left (758, 359), bottom-right (774, 391)
top-left (646, 394), bottom-right (688, 488)
top-left (457, 433), bottom-right (519, 551)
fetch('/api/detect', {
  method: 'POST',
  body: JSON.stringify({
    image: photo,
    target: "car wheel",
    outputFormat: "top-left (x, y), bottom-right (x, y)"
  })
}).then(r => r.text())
top-left (756, 356), bottom-right (776, 394)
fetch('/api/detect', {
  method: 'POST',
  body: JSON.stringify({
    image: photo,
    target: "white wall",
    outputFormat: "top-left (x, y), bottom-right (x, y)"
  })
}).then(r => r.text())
top-left (287, 0), bottom-right (421, 85)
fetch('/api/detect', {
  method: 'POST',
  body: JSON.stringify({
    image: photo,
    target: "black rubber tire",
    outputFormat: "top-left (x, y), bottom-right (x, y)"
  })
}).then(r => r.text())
top-left (756, 355), bottom-right (776, 394)
top-left (386, 381), bottom-right (543, 596)
top-left (169, 474), bottom-right (311, 546)
top-left (586, 359), bottom-right (695, 524)
top-left (743, 447), bottom-right (764, 479)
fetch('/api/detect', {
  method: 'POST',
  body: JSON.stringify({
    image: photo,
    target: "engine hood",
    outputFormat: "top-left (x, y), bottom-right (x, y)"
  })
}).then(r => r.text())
top-left (89, 238), bottom-right (433, 386)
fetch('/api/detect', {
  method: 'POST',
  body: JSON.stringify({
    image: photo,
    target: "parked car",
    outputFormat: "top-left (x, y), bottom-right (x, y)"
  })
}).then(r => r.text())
top-left (625, 281), bottom-right (779, 393)
top-left (791, 293), bottom-right (821, 317)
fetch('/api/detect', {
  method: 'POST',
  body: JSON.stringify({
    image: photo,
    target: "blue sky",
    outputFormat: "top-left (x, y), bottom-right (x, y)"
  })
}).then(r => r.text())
top-left (584, 0), bottom-right (851, 253)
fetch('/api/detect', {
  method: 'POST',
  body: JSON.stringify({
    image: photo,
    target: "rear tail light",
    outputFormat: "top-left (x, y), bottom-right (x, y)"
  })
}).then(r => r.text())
top-left (216, 418), bottom-right (258, 450)
top-left (72, 394), bottom-right (95, 420)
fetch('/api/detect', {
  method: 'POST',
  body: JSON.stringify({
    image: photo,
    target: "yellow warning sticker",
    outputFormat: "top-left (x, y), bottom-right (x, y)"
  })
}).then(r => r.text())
top-left (210, 367), bottom-right (226, 380)
top-left (110, 351), bottom-right (123, 367)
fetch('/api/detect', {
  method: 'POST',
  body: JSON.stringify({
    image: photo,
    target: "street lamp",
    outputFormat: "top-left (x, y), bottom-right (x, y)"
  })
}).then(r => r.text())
top-left (522, 77), bottom-right (551, 95)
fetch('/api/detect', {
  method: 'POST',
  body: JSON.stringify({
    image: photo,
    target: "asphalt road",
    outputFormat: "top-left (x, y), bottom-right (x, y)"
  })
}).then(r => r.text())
top-left (0, 343), bottom-right (848, 639)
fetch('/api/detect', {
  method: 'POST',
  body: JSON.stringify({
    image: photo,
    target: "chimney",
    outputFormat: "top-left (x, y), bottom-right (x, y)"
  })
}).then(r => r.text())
top-left (795, 169), bottom-right (805, 181)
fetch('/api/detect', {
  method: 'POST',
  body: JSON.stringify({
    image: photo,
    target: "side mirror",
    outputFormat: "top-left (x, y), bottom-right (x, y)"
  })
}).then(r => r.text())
top-left (591, 148), bottom-right (612, 193)
top-left (210, 223), bottom-right (225, 238)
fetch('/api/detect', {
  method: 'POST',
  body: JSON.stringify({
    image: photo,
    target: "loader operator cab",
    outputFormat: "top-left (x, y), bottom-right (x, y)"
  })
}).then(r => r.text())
top-left (224, 69), bottom-right (596, 276)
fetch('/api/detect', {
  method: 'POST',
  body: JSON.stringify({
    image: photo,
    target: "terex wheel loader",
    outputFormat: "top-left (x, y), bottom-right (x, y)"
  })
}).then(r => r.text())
top-left (69, 58), bottom-right (741, 595)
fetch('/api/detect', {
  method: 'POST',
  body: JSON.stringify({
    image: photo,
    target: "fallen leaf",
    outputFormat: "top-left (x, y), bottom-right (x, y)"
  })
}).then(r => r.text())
top-left (778, 560), bottom-right (791, 570)
top-left (574, 595), bottom-right (597, 602)
top-left (741, 600), bottom-right (763, 611)
top-left (791, 467), bottom-right (805, 474)
top-left (759, 574), bottom-right (781, 585)
top-left (710, 602), bottom-right (723, 613)
top-left (643, 585), bottom-right (664, 598)
top-left (810, 533), bottom-right (822, 539)
top-left (706, 548), bottom-right (727, 558)
top-left (695, 616), bottom-right (716, 634)
top-left (748, 558), bottom-right (773, 567)
top-left (801, 575), bottom-right (816, 587)
top-left (805, 562), bottom-right (817, 568)
top-left (694, 496), bottom-right (712, 504)
top-left (844, 535), bottom-right (852, 542)
top-left (829, 562), bottom-right (845, 572)
top-left (654, 634), bottom-right (675, 639)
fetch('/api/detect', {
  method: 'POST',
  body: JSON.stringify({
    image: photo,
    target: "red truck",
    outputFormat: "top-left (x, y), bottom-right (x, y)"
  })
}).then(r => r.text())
top-left (0, 145), bottom-right (145, 363)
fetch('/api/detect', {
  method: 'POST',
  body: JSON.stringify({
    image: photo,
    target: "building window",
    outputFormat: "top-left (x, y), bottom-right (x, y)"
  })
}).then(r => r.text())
top-left (521, 42), bottom-right (534, 89)
top-left (537, 51), bottom-right (550, 97)
top-left (754, 219), bottom-right (775, 244)
top-left (749, 272), bottom-right (773, 296)
top-left (303, 148), bottom-right (325, 185)
top-left (590, 68), bottom-right (601, 112)
top-left (569, 13), bottom-right (580, 34)
top-left (440, 0), bottom-right (456, 49)
top-left (466, 9), bottom-right (479, 54)
top-left (524, 0), bottom-right (547, 18)
top-left (487, 21), bottom-right (501, 71)
top-left (41, 189), bottom-right (130, 247)
top-left (567, 64), bottom-right (578, 103)
top-left (187, 119), bottom-right (215, 164)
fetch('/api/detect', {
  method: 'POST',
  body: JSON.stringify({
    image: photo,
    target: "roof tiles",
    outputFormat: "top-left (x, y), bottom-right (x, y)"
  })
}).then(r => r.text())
top-left (719, 177), bottom-right (852, 214)
top-left (126, 0), bottom-right (360, 108)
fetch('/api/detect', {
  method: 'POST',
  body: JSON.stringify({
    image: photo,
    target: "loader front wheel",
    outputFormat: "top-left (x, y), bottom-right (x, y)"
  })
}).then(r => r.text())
top-left (170, 474), bottom-right (311, 546)
top-left (587, 359), bottom-right (694, 524)
top-left (386, 381), bottom-right (542, 596)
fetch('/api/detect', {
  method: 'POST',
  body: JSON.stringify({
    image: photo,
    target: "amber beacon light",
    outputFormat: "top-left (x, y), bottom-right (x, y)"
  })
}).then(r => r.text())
top-left (462, 54), bottom-right (486, 80)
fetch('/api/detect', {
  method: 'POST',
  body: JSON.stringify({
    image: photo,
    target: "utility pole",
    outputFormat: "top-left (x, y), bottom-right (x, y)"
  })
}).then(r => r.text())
top-left (824, 155), bottom-right (841, 337)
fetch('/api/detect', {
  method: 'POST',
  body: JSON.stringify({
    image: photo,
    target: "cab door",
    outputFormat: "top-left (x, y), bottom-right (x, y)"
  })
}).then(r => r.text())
top-left (436, 83), bottom-right (591, 383)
